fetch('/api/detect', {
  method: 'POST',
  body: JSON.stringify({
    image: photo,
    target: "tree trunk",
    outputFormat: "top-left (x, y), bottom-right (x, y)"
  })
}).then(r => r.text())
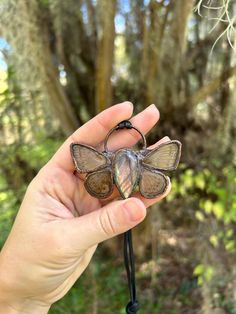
top-left (95, 0), bottom-right (116, 113)
top-left (1, 0), bottom-right (79, 135)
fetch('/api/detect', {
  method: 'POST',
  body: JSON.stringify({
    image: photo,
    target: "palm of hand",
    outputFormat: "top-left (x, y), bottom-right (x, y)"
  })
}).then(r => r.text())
top-left (0, 167), bottom-right (99, 306)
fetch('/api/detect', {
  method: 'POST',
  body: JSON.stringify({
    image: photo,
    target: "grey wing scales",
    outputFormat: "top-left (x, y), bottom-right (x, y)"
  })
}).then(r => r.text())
top-left (71, 143), bottom-right (109, 173)
top-left (85, 169), bottom-right (114, 199)
top-left (142, 140), bottom-right (181, 171)
top-left (139, 168), bottom-right (169, 199)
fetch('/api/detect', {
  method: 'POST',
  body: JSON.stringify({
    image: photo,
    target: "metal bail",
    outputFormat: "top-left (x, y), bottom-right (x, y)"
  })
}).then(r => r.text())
top-left (104, 120), bottom-right (147, 152)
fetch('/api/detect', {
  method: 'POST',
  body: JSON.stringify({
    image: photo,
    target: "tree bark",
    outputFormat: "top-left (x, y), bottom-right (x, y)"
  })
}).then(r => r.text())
top-left (1, 0), bottom-right (79, 135)
top-left (95, 0), bottom-right (116, 113)
top-left (190, 65), bottom-right (236, 106)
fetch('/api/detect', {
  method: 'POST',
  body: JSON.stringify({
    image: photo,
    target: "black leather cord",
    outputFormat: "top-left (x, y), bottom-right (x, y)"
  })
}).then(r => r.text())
top-left (124, 230), bottom-right (140, 314)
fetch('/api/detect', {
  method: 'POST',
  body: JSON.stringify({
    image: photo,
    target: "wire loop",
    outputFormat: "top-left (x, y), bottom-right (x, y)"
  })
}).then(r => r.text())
top-left (104, 120), bottom-right (147, 152)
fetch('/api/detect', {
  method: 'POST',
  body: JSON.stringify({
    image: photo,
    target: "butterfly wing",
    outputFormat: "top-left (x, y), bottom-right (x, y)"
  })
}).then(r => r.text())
top-left (71, 143), bottom-right (109, 173)
top-left (139, 168), bottom-right (169, 199)
top-left (85, 169), bottom-right (114, 199)
top-left (142, 140), bottom-right (181, 171)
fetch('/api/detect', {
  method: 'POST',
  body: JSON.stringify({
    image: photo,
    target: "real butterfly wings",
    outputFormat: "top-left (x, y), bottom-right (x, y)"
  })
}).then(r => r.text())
top-left (85, 170), bottom-right (114, 199)
top-left (142, 140), bottom-right (181, 171)
top-left (71, 143), bottom-right (108, 173)
top-left (139, 140), bottom-right (181, 198)
top-left (139, 169), bottom-right (169, 199)
top-left (70, 143), bottom-right (114, 198)
top-left (71, 140), bottom-right (181, 200)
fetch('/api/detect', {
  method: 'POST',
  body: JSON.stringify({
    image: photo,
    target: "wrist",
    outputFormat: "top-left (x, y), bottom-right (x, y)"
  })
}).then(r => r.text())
top-left (0, 254), bottom-right (50, 314)
top-left (0, 299), bottom-right (50, 314)
top-left (0, 272), bottom-right (50, 314)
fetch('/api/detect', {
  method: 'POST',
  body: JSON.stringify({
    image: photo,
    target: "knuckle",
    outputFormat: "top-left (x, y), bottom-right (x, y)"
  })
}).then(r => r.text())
top-left (99, 209), bottom-right (116, 237)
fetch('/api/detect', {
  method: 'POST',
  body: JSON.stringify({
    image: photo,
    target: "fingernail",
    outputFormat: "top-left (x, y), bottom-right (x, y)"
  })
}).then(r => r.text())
top-left (163, 136), bottom-right (170, 141)
top-left (121, 101), bottom-right (133, 109)
top-left (123, 198), bottom-right (146, 222)
top-left (146, 104), bottom-right (158, 112)
top-left (146, 104), bottom-right (160, 120)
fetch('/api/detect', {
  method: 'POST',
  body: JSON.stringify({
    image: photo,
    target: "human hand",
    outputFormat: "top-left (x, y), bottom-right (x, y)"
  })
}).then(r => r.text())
top-left (0, 102), bottom-right (171, 314)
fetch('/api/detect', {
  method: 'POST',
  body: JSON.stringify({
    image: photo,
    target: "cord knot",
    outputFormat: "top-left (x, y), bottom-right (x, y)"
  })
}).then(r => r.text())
top-left (126, 300), bottom-right (140, 314)
top-left (117, 120), bottom-right (133, 129)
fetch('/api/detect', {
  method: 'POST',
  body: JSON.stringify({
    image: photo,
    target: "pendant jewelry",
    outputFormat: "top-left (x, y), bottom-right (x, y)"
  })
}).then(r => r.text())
top-left (71, 120), bottom-right (181, 200)
top-left (70, 120), bottom-right (182, 314)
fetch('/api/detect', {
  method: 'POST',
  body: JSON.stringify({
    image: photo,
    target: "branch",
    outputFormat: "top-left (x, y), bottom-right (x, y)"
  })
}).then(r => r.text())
top-left (190, 65), bottom-right (236, 106)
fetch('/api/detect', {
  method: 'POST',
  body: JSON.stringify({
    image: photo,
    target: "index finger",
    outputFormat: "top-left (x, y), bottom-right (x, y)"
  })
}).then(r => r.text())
top-left (50, 101), bottom-right (133, 171)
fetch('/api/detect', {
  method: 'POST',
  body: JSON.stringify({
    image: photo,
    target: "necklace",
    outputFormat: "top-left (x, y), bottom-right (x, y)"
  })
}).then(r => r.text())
top-left (71, 119), bottom-right (181, 313)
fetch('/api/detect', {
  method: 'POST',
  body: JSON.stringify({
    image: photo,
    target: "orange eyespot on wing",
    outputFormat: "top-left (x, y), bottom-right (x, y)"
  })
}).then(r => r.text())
top-left (71, 143), bottom-right (109, 173)
top-left (85, 169), bottom-right (114, 199)
top-left (142, 140), bottom-right (181, 171)
top-left (139, 168), bottom-right (169, 199)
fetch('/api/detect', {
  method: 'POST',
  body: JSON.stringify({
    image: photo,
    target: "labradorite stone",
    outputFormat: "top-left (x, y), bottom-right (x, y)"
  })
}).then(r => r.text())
top-left (114, 149), bottom-right (138, 199)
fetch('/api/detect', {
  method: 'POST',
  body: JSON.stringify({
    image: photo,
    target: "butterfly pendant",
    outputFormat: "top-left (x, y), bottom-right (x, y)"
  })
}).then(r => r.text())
top-left (70, 121), bottom-right (181, 200)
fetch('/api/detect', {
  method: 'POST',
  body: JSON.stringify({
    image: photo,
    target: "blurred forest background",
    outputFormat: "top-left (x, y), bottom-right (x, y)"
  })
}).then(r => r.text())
top-left (0, 0), bottom-right (236, 313)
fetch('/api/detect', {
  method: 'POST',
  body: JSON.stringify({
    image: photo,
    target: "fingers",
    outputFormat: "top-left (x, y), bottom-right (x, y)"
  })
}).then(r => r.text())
top-left (148, 136), bottom-right (170, 149)
top-left (100, 176), bottom-right (171, 209)
top-left (50, 101), bottom-right (133, 171)
top-left (50, 102), bottom-right (160, 173)
top-left (104, 104), bottom-right (160, 151)
top-left (65, 197), bottom-right (146, 251)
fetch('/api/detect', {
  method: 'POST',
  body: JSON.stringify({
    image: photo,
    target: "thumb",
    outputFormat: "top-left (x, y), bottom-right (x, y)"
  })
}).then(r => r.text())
top-left (67, 197), bottom-right (146, 251)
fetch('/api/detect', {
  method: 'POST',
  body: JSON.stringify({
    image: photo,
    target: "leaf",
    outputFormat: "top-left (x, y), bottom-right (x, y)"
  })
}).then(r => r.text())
top-left (195, 211), bottom-right (205, 222)
top-left (193, 264), bottom-right (204, 276)
top-left (212, 202), bottom-right (224, 220)
top-left (225, 240), bottom-right (235, 252)
top-left (203, 200), bottom-right (213, 214)
top-left (209, 235), bottom-right (218, 247)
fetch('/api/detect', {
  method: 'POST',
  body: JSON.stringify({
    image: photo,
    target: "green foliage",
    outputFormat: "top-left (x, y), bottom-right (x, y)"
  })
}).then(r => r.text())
top-left (193, 264), bottom-right (214, 286)
top-left (171, 163), bottom-right (236, 236)
top-left (19, 134), bottom-right (62, 169)
top-left (0, 188), bottom-right (17, 248)
top-left (0, 133), bottom-right (62, 248)
top-left (168, 162), bottom-right (236, 311)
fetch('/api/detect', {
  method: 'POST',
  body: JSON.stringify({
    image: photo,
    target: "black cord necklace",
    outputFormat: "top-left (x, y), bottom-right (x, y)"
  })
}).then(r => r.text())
top-left (124, 230), bottom-right (139, 313)
top-left (70, 119), bottom-right (181, 313)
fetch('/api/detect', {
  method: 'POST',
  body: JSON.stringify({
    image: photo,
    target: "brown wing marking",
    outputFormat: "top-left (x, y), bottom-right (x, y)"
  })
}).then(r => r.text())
top-left (139, 168), bottom-right (169, 199)
top-left (85, 169), bottom-right (113, 199)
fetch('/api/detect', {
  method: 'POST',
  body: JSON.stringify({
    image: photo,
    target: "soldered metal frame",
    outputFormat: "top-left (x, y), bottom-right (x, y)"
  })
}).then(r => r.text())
top-left (70, 120), bottom-right (182, 199)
